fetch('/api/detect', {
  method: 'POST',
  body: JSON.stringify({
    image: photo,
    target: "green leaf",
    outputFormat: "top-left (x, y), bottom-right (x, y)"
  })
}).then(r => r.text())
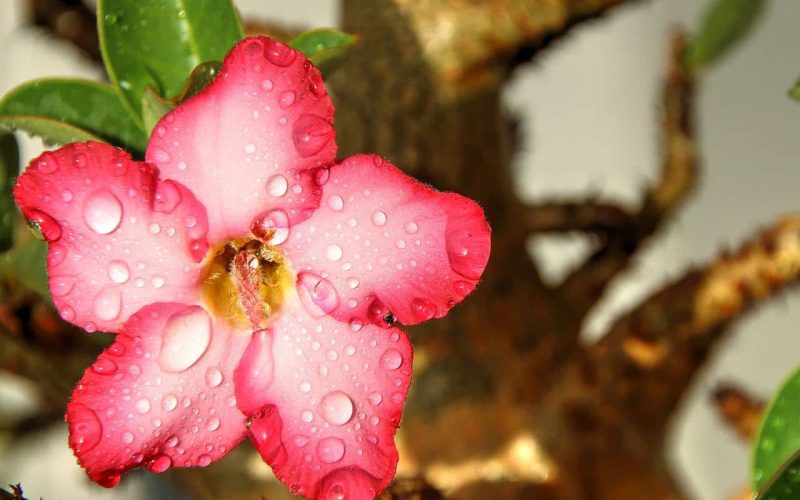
top-left (752, 366), bottom-right (800, 491)
top-left (0, 131), bottom-right (18, 252)
top-left (789, 76), bottom-right (800, 102)
top-left (289, 29), bottom-right (359, 78)
top-left (0, 239), bottom-right (49, 298)
top-left (0, 79), bottom-right (147, 154)
top-left (141, 86), bottom-right (175, 136)
top-left (0, 115), bottom-right (104, 146)
top-left (686, 0), bottom-right (768, 72)
top-left (178, 61), bottom-right (222, 102)
top-left (755, 448), bottom-right (800, 500)
top-left (98, 0), bottom-right (243, 118)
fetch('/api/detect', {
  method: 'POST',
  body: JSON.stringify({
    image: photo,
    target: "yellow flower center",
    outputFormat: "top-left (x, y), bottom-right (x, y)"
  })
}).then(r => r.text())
top-left (200, 238), bottom-right (292, 329)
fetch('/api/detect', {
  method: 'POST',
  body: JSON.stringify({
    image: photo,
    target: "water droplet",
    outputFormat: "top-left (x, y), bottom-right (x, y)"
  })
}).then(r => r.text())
top-left (317, 437), bottom-right (345, 464)
top-left (72, 153), bottom-right (88, 168)
top-left (27, 209), bottom-right (62, 241)
top-left (159, 308), bottom-right (212, 373)
top-left (327, 195), bottom-right (344, 211)
top-left (135, 398), bottom-right (151, 414)
top-left (151, 147), bottom-right (171, 163)
top-left (152, 275), bottom-right (166, 288)
top-left (404, 221), bottom-right (419, 234)
top-left (292, 114), bottom-right (333, 158)
top-left (261, 79), bottom-right (274, 91)
top-left (207, 417), bottom-right (221, 431)
top-left (266, 174), bottom-right (289, 197)
top-left (301, 409), bottom-right (314, 423)
top-left (380, 349), bottom-right (403, 370)
top-left (346, 277), bottom-right (360, 289)
top-left (61, 189), bottom-right (73, 202)
top-left (234, 330), bottom-right (275, 413)
top-left (68, 403), bottom-right (102, 453)
top-left (279, 91), bottom-right (296, 108)
top-left (264, 39), bottom-right (297, 66)
top-left (162, 394), bottom-right (178, 412)
top-left (244, 143), bottom-right (256, 154)
top-left (326, 244), bottom-right (343, 261)
top-left (297, 272), bottom-right (339, 317)
top-left (49, 244), bottom-right (67, 266)
top-left (368, 392), bottom-right (382, 406)
top-left (108, 260), bottom-right (130, 284)
top-left (60, 306), bottom-right (76, 322)
top-left (51, 275), bottom-right (76, 297)
top-left (92, 287), bottom-right (122, 322)
top-left (391, 392), bottom-right (404, 404)
top-left (205, 368), bottom-right (223, 388)
top-left (91, 358), bottom-right (117, 375)
top-left (300, 381), bottom-right (312, 393)
top-left (372, 211), bottom-right (387, 226)
top-left (83, 189), bottom-right (123, 235)
top-left (320, 391), bottom-right (354, 426)
top-left (154, 180), bottom-right (181, 213)
top-left (251, 209), bottom-right (290, 245)
top-left (453, 281), bottom-right (472, 298)
top-left (411, 297), bottom-right (436, 322)
top-left (367, 298), bottom-right (394, 327)
top-left (197, 454), bottom-right (212, 466)
top-left (148, 455), bottom-right (172, 473)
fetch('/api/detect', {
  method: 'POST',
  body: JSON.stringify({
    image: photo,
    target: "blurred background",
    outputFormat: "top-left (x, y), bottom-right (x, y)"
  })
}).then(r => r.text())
top-left (1, 0), bottom-right (799, 498)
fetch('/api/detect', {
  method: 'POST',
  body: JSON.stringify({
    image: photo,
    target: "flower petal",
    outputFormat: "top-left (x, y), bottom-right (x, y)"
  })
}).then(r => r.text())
top-left (283, 154), bottom-right (491, 327)
top-left (13, 142), bottom-right (210, 332)
top-left (66, 302), bottom-right (249, 487)
top-left (235, 298), bottom-right (412, 499)
top-left (146, 36), bottom-right (336, 242)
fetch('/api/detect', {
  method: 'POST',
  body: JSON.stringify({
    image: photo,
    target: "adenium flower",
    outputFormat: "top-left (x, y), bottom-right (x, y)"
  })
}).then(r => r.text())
top-left (13, 36), bottom-right (490, 499)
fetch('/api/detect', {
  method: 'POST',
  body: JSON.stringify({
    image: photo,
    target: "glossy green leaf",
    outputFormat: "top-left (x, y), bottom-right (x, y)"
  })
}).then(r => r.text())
top-left (789, 77), bottom-right (800, 102)
top-left (752, 366), bottom-right (800, 491)
top-left (0, 131), bottom-right (18, 252)
top-left (178, 61), bottom-right (222, 102)
top-left (98, 0), bottom-right (243, 117)
top-left (141, 86), bottom-right (175, 136)
top-left (755, 448), bottom-right (800, 500)
top-left (289, 28), bottom-right (359, 77)
top-left (0, 79), bottom-right (147, 154)
top-left (686, 0), bottom-right (768, 72)
top-left (0, 115), bottom-right (104, 146)
top-left (0, 239), bottom-right (49, 298)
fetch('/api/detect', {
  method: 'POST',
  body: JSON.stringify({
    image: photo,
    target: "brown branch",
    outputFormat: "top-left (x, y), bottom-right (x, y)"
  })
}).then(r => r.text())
top-left (557, 31), bottom-right (697, 312)
top-left (525, 201), bottom-right (636, 234)
top-left (712, 384), bottom-right (764, 442)
top-left (578, 215), bottom-right (800, 434)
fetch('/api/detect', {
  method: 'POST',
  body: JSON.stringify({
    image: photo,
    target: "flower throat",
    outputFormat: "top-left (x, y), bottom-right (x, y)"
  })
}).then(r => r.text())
top-left (201, 238), bottom-right (292, 329)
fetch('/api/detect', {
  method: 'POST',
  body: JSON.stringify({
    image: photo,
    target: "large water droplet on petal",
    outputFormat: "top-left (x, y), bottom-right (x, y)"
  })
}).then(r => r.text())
top-left (205, 367), bottom-right (223, 388)
top-left (108, 260), bottom-right (130, 284)
top-left (317, 437), bottom-right (345, 464)
top-left (292, 114), bottom-right (334, 158)
top-left (154, 180), bottom-right (182, 213)
top-left (148, 455), bottom-right (172, 473)
top-left (266, 174), bottom-right (288, 197)
top-left (410, 297), bottom-right (436, 322)
top-left (371, 211), bottom-right (387, 226)
top-left (264, 39), bottom-right (297, 66)
top-left (234, 329), bottom-right (275, 413)
top-left (251, 209), bottom-right (290, 245)
top-left (83, 189), bottom-right (123, 235)
top-left (162, 394), bottom-right (178, 412)
top-left (320, 391), bottom-right (354, 426)
top-left (93, 286), bottom-right (122, 321)
top-left (380, 349), bottom-right (403, 371)
top-left (297, 273), bottom-right (339, 317)
top-left (325, 244), bottom-right (343, 262)
top-left (159, 308), bottom-right (212, 373)
top-left (91, 358), bottom-right (117, 375)
top-left (327, 195), bottom-right (344, 211)
top-left (67, 403), bottom-right (102, 453)
top-left (279, 91), bottom-right (296, 108)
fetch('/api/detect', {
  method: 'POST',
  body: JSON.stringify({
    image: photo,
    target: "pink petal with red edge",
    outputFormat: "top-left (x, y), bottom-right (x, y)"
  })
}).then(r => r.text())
top-left (146, 36), bottom-right (336, 242)
top-left (13, 142), bottom-right (210, 332)
top-left (66, 302), bottom-right (249, 487)
top-left (235, 298), bottom-right (412, 499)
top-left (283, 154), bottom-right (491, 327)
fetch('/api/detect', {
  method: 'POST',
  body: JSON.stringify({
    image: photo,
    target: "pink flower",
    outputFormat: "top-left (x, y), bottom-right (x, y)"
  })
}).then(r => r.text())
top-left (13, 36), bottom-right (490, 499)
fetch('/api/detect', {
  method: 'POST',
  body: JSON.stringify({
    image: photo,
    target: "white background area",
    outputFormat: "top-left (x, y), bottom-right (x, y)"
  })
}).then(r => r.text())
top-left (1, 1), bottom-right (799, 499)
